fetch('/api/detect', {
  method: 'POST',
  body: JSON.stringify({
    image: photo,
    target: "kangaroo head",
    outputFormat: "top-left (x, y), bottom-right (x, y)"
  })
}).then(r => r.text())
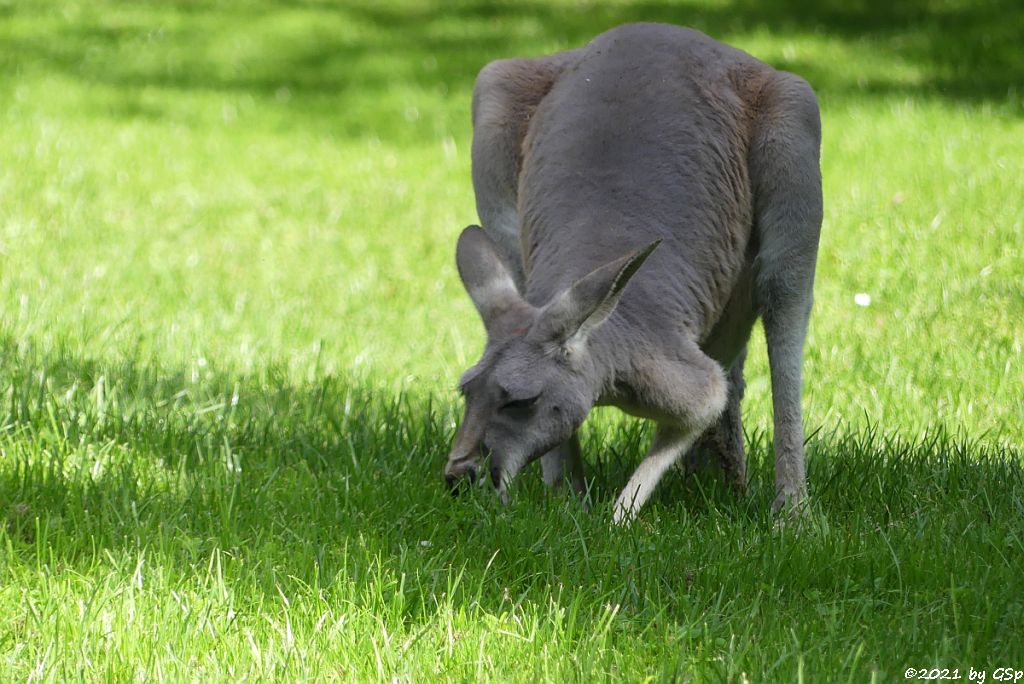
top-left (445, 225), bottom-right (658, 498)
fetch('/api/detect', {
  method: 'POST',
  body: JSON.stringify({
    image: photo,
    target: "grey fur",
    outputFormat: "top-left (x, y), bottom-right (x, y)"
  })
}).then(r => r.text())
top-left (444, 23), bottom-right (822, 522)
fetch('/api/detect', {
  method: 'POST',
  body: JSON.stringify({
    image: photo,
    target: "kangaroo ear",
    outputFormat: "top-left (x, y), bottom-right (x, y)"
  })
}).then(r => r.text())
top-left (537, 240), bottom-right (661, 351)
top-left (456, 226), bottom-right (524, 331)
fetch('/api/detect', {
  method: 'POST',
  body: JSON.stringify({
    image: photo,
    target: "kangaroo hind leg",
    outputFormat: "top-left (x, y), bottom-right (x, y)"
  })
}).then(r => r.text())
top-left (748, 72), bottom-right (823, 515)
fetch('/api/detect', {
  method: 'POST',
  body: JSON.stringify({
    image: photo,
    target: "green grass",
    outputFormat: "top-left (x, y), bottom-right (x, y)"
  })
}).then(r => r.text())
top-left (1, 0), bottom-right (1022, 680)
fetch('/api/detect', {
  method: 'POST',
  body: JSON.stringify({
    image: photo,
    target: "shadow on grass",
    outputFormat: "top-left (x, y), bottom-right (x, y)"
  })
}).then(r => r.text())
top-left (2, 334), bottom-right (1022, 631)
top-left (3, 0), bottom-right (1022, 141)
top-left (348, 0), bottom-right (1024, 101)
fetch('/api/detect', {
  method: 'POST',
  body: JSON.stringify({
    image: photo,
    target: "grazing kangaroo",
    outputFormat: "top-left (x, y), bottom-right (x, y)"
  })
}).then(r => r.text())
top-left (444, 23), bottom-right (822, 522)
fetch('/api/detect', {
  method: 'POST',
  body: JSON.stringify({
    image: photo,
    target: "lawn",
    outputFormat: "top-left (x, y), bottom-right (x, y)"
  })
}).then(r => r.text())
top-left (1, 0), bottom-right (1022, 680)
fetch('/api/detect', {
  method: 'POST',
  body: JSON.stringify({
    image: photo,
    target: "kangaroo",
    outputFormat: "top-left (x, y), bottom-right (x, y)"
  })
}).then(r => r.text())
top-left (444, 23), bottom-right (822, 523)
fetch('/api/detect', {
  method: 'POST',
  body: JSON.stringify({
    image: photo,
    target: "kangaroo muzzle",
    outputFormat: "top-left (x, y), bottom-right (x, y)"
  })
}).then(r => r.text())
top-left (444, 451), bottom-right (482, 493)
top-left (444, 411), bottom-right (488, 494)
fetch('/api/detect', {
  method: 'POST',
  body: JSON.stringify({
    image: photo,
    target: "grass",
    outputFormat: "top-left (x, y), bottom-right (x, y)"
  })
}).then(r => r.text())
top-left (1, 0), bottom-right (1022, 680)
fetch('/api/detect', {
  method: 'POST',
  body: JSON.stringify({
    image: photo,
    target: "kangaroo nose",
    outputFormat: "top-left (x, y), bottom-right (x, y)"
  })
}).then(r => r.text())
top-left (444, 460), bottom-right (479, 495)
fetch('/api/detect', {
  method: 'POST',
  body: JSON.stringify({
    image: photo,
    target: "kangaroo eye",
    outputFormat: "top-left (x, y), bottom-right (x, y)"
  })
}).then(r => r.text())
top-left (501, 395), bottom-right (539, 412)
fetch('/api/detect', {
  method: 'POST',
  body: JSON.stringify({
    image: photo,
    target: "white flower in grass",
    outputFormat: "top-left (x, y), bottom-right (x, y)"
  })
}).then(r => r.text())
top-left (854, 293), bottom-right (871, 307)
